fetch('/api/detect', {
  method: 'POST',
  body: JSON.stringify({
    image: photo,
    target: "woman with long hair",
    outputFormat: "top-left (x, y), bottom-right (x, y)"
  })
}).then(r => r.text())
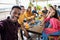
top-left (24, 6), bottom-right (35, 20)
top-left (42, 6), bottom-right (60, 40)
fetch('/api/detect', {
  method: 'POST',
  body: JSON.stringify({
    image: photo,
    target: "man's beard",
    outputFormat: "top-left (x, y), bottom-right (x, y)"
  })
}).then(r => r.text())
top-left (11, 16), bottom-right (19, 22)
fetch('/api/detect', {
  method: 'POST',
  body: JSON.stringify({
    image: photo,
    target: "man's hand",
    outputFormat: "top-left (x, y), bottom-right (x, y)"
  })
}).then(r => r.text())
top-left (21, 25), bottom-right (29, 38)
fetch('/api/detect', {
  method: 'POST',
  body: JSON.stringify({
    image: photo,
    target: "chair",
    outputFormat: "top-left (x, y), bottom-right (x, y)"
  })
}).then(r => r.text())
top-left (58, 36), bottom-right (60, 40)
top-left (48, 35), bottom-right (60, 40)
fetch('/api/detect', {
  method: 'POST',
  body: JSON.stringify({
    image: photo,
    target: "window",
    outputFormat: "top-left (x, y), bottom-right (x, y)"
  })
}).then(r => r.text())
top-left (0, 0), bottom-right (17, 12)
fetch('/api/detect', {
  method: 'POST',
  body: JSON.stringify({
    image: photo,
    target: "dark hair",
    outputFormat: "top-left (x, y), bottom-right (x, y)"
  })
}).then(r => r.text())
top-left (54, 5), bottom-right (57, 7)
top-left (27, 6), bottom-right (31, 12)
top-left (12, 6), bottom-right (21, 10)
top-left (50, 6), bottom-right (55, 10)
top-left (58, 6), bottom-right (60, 8)
top-left (20, 6), bottom-right (24, 9)
top-left (20, 6), bottom-right (24, 8)
top-left (34, 7), bottom-right (36, 8)
top-left (7, 16), bottom-right (10, 19)
top-left (50, 6), bottom-right (58, 19)
top-left (44, 7), bottom-right (46, 8)
top-left (10, 6), bottom-right (21, 14)
top-left (42, 10), bottom-right (45, 13)
top-left (28, 6), bottom-right (31, 9)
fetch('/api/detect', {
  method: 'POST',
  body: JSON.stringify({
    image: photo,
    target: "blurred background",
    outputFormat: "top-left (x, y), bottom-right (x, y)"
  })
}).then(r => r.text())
top-left (0, 0), bottom-right (60, 21)
top-left (0, 0), bottom-right (60, 40)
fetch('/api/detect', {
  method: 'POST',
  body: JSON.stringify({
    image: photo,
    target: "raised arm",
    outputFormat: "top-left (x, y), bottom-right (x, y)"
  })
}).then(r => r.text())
top-left (40, 11), bottom-right (52, 26)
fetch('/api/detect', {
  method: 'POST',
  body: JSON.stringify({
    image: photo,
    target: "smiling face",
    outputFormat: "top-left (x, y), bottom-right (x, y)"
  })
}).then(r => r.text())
top-left (21, 7), bottom-right (25, 14)
top-left (28, 8), bottom-right (31, 12)
top-left (10, 8), bottom-right (21, 22)
top-left (49, 6), bottom-right (55, 17)
top-left (27, 7), bottom-right (31, 12)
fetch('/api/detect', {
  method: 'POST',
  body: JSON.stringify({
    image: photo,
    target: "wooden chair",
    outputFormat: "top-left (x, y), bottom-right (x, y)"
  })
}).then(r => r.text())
top-left (48, 35), bottom-right (59, 40)
top-left (48, 36), bottom-right (55, 40)
top-left (58, 36), bottom-right (60, 40)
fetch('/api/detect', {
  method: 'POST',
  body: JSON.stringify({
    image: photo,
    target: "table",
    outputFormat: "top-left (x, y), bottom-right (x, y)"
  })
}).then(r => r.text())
top-left (26, 26), bottom-right (44, 40)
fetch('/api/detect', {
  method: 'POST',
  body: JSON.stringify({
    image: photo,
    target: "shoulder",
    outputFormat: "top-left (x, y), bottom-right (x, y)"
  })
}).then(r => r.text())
top-left (0, 19), bottom-right (7, 23)
top-left (50, 18), bottom-right (58, 21)
top-left (0, 19), bottom-right (7, 26)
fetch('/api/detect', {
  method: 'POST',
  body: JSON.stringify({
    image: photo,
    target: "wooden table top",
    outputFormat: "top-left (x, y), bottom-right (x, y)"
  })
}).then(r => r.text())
top-left (27, 26), bottom-right (44, 35)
